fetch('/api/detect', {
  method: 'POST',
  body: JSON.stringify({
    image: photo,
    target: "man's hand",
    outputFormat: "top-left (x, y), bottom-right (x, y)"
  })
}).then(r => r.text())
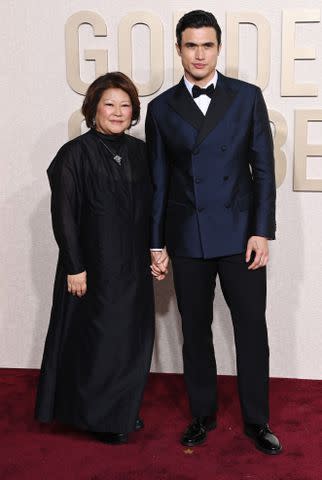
top-left (67, 271), bottom-right (87, 297)
top-left (150, 248), bottom-right (169, 281)
top-left (246, 236), bottom-right (269, 270)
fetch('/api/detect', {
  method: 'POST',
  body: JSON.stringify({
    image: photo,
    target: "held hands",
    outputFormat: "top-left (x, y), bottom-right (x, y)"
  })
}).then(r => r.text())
top-left (67, 271), bottom-right (87, 297)
top-left (150, 248), bottom-right (169, 281)
top-left (65, 239), bottom-right (267, 293)
top-left (246, 236), bottom-right (269, 270)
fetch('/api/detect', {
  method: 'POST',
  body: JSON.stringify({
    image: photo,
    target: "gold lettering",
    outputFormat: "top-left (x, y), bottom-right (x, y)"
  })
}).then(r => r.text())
top-left (294, 110), bottom-right (322, 191)
top-left (281, 9), bottom-right (320, 96)
top-left (65, 11), bottom-right (108, 95)
top-left (118, 12), bottom-right (164, 96)
top-left (226, 12), bottom-right (271, 90)
top-left (68, 109), bottom-right (85, 140)
top-left (173, 11), bottom-right (186, 84)
top-left (269, 110), bottom-right (288, 188)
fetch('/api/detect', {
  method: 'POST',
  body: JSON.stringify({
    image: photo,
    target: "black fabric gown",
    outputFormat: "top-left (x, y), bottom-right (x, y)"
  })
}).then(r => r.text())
top-left (35, 129), bottom-right (155, 433)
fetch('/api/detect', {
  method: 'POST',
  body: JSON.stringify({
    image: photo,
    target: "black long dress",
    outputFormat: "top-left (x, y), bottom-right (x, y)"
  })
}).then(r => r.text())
top-left (35, 129), bottom-right (155, 433)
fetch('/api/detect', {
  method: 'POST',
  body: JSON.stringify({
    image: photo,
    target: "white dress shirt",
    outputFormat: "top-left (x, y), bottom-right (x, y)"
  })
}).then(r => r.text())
top-left (184, 70), bottom-right (218, 115)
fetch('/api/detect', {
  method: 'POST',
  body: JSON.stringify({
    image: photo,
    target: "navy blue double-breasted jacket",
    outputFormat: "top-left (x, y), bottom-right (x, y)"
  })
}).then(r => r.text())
top-left (145, 72), bottom-right (276, 258)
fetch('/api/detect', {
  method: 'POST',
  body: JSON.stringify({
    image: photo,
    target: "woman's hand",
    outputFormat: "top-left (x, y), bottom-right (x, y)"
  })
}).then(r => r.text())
top-left (150, 249), bottom-right (169, 281)
top-left (67, 271), bottom-right (87, 297)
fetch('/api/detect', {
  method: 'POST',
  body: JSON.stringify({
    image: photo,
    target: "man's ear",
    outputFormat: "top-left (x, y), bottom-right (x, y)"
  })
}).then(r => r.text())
top-left (218, 43), bottom-right (222, 55)
top-left (175, 43), bottom-right (181, 57)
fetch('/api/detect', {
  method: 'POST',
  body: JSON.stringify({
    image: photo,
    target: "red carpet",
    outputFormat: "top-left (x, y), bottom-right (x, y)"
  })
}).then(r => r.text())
top-left (0, 369), bottom-right (321, 480)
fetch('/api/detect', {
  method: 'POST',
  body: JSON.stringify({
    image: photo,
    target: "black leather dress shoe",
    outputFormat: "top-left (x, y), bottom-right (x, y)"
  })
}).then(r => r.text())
top-left (244, 423), bottom-right (282, 455)
top-left (94, 432), bottom-right (128, 445)
top-left (135, 418), bottom-right (144, 431)
top-left (181, 416), bottom-right (216, 447)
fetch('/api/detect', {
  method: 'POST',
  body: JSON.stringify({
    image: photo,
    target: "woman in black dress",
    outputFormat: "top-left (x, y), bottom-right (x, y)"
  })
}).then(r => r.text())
top-left (35, 72), bottom-right (155, 444)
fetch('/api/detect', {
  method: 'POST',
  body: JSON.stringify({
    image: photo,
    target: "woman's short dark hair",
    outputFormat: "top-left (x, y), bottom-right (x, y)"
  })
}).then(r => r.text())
top-left (176, 10), bottom-right (222, 48)
top-left (82, 71), bottom-right (140, 129)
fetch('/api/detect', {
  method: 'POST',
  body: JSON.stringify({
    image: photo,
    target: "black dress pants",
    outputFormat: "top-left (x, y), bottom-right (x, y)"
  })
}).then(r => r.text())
top-left (171, 253), bottom-right (269, 425)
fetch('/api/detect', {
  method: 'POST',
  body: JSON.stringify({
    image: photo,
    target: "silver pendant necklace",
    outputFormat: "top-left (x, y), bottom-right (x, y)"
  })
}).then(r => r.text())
top-left (97, 137), bottom-right (122, 165)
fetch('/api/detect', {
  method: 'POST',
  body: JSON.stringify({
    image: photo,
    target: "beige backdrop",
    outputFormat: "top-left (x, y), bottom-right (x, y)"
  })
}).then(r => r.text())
top-left (1, 0), bottom-right (322, 379)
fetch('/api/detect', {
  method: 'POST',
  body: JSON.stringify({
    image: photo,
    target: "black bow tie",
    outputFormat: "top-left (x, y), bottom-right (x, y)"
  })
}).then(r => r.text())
top-left (192, 83), bottom-right (215, 99)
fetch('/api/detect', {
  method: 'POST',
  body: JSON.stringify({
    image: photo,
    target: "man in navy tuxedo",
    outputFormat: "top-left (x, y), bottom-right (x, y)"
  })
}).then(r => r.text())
top-left (146, 10), bottom-right (281, 454)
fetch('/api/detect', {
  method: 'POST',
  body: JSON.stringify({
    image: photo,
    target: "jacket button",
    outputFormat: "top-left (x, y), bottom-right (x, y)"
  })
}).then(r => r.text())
top-left (223, 176), bottom-right (229, 181)
top-left (195, 177), bottom-right (202, 184)
top-left (193, 148), bottom-right (200, 155)
top-left (197, 207), bottom-right (204, 212)
top-left (221, 145), bottom-right (227, 151)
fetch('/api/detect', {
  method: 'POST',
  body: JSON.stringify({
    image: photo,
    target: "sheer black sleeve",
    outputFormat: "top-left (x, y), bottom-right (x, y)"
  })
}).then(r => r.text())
top-left (47, 144), bottom-right (85, 274)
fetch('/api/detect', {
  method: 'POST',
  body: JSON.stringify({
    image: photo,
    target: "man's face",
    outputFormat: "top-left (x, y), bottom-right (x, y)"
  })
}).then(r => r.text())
top-left (176, 27), bottom-right (221, 86)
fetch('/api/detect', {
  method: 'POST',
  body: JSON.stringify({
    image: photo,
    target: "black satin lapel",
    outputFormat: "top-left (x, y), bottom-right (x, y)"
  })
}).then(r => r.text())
top-left (195, 84), bottom-right (236, 147)
top-left (167, 79), bottom-right (204, 131)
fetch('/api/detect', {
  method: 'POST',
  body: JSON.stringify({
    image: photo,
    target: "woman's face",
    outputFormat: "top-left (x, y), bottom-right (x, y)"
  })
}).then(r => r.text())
top-left (95, 88), bottom-right (133, 135)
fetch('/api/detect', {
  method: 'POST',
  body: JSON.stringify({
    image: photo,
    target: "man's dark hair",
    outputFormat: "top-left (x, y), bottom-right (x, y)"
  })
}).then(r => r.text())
top-left (176, 10), bottom-right (222, 48)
